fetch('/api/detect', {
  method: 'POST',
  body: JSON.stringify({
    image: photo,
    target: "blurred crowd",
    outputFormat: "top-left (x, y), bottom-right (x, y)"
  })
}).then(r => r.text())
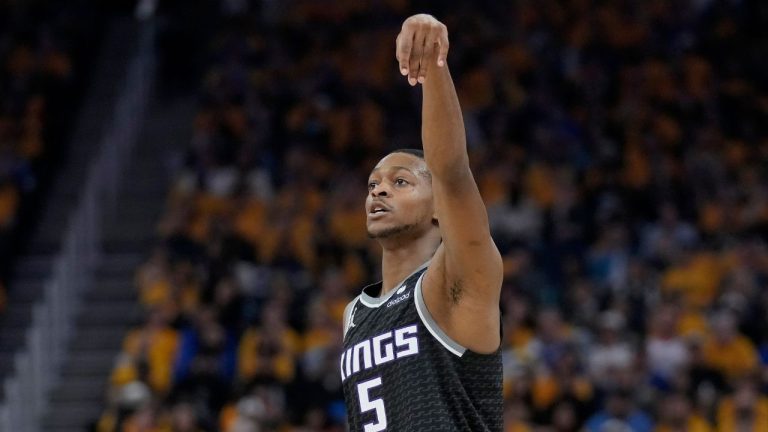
top-left (98, 1), bottom-right (768, 431)
top-left (0, 1), bottom-right (72, 300)
top-left (0, 0), bottom-right (113, 296)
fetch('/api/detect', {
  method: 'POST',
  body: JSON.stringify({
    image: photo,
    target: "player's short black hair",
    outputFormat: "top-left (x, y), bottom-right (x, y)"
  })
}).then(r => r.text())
top-left (389, 148), bottom-right (425, 159)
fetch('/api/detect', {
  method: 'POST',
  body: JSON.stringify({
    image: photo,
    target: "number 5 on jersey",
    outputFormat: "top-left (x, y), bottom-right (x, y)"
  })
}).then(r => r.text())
top-left (357, 377), bottom-right (387, 431)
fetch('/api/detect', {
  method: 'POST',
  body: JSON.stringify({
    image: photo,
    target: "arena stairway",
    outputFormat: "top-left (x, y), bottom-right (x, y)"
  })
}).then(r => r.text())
top-left (0, 20), bottom-right (135, 402)
top-left (41, 96), bottom-right (196, 431)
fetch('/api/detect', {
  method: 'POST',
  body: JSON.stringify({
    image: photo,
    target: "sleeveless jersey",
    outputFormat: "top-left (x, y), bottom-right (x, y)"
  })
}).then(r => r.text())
top-left (341, 266), bottom-right (503, 432)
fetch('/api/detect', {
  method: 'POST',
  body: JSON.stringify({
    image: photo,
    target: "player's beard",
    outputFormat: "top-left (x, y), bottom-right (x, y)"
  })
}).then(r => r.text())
top-left (367, 222), bottom-right (418, 239)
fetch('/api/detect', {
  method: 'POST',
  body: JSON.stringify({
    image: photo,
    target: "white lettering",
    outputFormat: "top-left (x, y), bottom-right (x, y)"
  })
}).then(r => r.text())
top-left (395, 325), bottom-right (419, 358)
top-left (345, 347), bottom-right (353, 378)
top-left (372, 332), bottom-right (395, 365)
top-left (341, 323), bottom-right (420, 381)
top-left (352, 339), bottom-right (373, 373)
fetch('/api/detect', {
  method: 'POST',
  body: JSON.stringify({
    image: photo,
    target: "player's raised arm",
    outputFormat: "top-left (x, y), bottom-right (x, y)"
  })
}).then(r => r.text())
top-left (396, 15), bottom-right (503, 353)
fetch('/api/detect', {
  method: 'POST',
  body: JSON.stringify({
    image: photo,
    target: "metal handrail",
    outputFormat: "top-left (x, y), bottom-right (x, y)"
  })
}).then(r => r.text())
top-left (0, 22), bottom-right (154, 432)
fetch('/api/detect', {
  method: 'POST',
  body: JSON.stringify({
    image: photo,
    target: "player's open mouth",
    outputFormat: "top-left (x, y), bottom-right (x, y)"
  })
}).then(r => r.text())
top-left (368, 206), bottom-right (391, 219)
top-left (369, 203), bottom-right (390, 215)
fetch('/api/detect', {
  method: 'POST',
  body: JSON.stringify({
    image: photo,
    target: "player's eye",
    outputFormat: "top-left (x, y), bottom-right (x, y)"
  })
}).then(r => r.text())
top-left (395, 178), bottom-right (409, 186)
top-left (368, 181), bottom-right (378, 191)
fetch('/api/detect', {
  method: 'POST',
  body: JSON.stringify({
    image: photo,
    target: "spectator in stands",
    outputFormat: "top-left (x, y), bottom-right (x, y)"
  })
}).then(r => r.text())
top-left (588, 311), bottom-right (636, 390)
top-left (532, 307), bottom-right (577, 371)
top-left (169, 402), bottom-right (208, 432)
top-left (237, 301), bottom-right (299, 385)
top-left (531, 344), bottom-right (594, 427)
top-left (584, 388), bottom-right (653, 432)
top-left (171, 307), bottom-right (235, 419)
top-left (716, 379), bottom-right (768, 432)
top-left (117, 306), bottom-right (180, 394)
top-left (646, 302), bottom-right (689, 390)
top-left (654, 392), bottom-right (711, 432)
top-left (503, 400), bottom-right (533, 432)
top-left (640, 203), bottom-right (698, 266)
top-left (701, 310), bottom-right (759, 381)
top-left (684, 335), bottom-right (727, 417)
top-left (219, 382), bottom-right (287, 432)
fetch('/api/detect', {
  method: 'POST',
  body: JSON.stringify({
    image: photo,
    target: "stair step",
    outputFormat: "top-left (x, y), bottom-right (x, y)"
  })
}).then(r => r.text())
top-left (98, 253), bottom-right (144, 269)
top-left (102, 239), bottom-right (154, 255)
top-left (49, 378), bottom-right (107, 402)
top-left (66, 351), bottom-right (117, 366)
top-left (0, 328), bottom-right (26, 350)
top-left (5, 280), bottom-right (45, 303)
top-left (0, 352), bottom-right (17, 375)
top-left (43, 402), bottom-right (103, 428)
top-left (110, 202), bottom-right (164, 218)
top-left (8, 264), bottom-right (50, 282)
top-left (76, 302), bottom-right (144, 326)
top-left (114, 190), bottom-right (167, 202)
top-left (93, 258), bottom-right (143, 279)
top-left (61, 363), bottom-right (114, 378)
top-left (0, 304), bottom-right (33, 328)
top-left (61, 352), bottom-right (116, 376)
top-left (103, 219), bottom-right (157, 234)
top-left (85, 280), bottom-right (137, 301)
top-left (43, 427), bottom-right (92, 432)
top-left (93, 270), bottom-right (141, 282)
top-left (69, 328), bottom-right (129, 351)
top-left (26, 239), bottom-right (62, 255)
top-left (104, 218), bottom-right (157, 231)
top-left (120, 170), bottom-right (168, 183)
top-left (13, 255), bottom-right (54, 278)
top-left (120, 166), bottom-right (169, 180)
top-left (103, 229), bottom-right (157, 244)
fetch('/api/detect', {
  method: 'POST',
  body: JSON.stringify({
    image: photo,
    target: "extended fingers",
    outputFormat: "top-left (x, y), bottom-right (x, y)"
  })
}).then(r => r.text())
top-left (417, 25), bottom-right (440, 83)
top-left (409, 26), bottom-right (427, 86)
top-left (437, 29), bottom-right (449, 67)
top-left (395, 31), bottom-right (413, 76)
top-left (396, 16), bottom-right (449, 85)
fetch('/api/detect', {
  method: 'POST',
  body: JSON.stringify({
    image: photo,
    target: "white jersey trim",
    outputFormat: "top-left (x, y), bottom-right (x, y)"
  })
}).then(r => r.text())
top-left (358, 260), bottom-right (431, 308)
top-left (343, 296), bottom-right (361, 339)
top-left (414, 272), bottom-right (467, 357)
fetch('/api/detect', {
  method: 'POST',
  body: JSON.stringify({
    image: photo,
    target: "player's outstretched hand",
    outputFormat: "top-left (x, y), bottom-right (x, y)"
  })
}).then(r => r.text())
top-left (396, 14), bottom-right (449, 86)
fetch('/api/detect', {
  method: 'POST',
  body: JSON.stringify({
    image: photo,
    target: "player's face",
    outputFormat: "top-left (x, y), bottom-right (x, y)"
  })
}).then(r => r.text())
top-left (366, 153), bottom-right (434, 240)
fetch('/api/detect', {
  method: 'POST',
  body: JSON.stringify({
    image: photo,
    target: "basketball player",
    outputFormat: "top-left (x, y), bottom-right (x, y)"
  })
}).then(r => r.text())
top-left (340, 14), bottom-right (503, 431)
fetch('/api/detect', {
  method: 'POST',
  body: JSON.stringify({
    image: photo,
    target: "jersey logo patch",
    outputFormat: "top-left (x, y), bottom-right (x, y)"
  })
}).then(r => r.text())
top-left (386, 291), bottom-right (410, 308)
top-left (396, 285), bottom-right (407, 294)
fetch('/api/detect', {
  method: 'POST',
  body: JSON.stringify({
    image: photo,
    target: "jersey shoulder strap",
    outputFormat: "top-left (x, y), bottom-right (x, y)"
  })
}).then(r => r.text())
top-left (342, 296), bottom-right (360, 339)
top-left (413, 270), bottom-right (468, 357)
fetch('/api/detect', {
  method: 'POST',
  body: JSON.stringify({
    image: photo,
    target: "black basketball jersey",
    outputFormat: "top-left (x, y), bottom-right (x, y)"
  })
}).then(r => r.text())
top-left (341, 265), bottom-right (503, 432)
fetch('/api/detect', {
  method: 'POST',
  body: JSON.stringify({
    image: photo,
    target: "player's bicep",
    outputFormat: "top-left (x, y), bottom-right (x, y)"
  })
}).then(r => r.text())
top-left (431, 170), bottom-right (502, 303)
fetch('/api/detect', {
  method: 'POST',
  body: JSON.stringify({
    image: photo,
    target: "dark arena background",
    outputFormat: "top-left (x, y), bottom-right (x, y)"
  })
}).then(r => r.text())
top-left (1, 0), bottom-right (767, 431)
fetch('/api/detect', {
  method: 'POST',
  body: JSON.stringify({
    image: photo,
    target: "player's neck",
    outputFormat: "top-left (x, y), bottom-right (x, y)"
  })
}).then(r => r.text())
top-left (379, 236), bottom-right (439, 296)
